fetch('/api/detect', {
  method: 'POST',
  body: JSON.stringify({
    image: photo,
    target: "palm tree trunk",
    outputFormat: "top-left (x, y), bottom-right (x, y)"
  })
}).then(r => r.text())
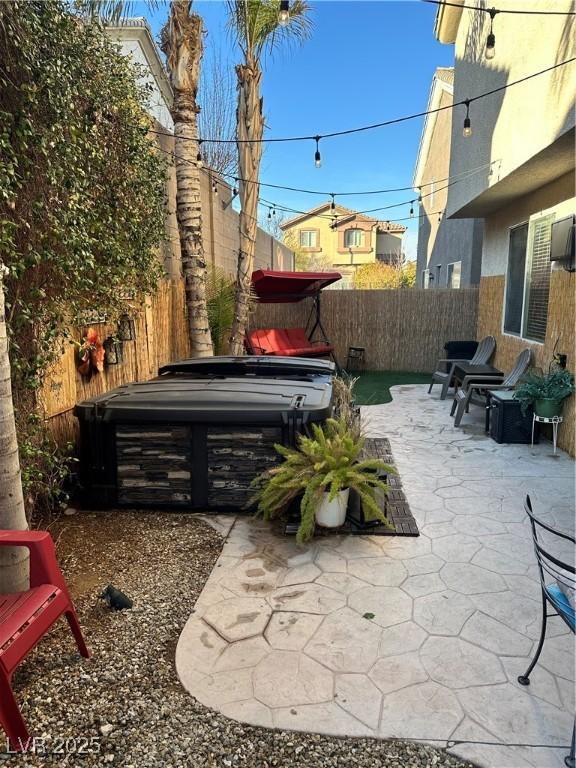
top-left (163, 1), bottom-right (213, 357)
top-left (228, 59), bottom-right (263, 356)
top-left (0, 267), bottom-right (29, 593)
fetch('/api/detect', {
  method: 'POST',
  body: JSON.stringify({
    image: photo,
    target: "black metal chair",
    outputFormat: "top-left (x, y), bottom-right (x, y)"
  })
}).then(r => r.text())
top-left (518, 495), bottom-right (575, 768)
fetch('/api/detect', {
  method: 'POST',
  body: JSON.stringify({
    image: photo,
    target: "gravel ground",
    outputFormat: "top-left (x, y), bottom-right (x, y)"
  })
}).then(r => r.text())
top-left (1, 510), bottom-right (476, 768)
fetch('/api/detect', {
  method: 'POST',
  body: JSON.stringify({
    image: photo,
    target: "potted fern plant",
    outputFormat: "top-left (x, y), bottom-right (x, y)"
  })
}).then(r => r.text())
top-left (514, 367), bottom-right (574, 418)
top-left (251, 417), bottom-right (395, 544)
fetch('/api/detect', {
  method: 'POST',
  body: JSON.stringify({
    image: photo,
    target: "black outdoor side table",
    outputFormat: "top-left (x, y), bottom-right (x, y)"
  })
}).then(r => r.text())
top-left (453, 362), bottom-right (503, 390)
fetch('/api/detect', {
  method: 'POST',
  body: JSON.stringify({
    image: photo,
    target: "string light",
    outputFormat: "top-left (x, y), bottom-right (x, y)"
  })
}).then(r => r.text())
top-left (314, 136), bottom-right (322, 168)
top-left (330, 194), bottom-right (336, 211)
top-left (267, 207), bottom-right (272, 220)
top-left (211, 178), bottom-right (218, 196)
top-left (486, 8), bottom-right (498, 60)
top-left (422, 0), bottom-right (575, 16)
top-left (278, 0), bottom-right (290, 27)
top-left (463, 100), bottom-right (472, 138)
top-left (410, 202), bottom-right (414, 217)
top-left (157, 139), bottom-right (493, 226)
top-left (148, 59), bottom-right (574, 148)
top-left (438, 211), bottom-right (443, 223)
top-left (196, 139), bottom-right (203, 168)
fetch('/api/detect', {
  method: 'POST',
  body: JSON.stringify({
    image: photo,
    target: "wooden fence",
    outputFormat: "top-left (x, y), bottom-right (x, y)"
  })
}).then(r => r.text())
top-left (253, 287), bottom-right (480, 372)
top-left (42, 279), bottom-right (190, 445)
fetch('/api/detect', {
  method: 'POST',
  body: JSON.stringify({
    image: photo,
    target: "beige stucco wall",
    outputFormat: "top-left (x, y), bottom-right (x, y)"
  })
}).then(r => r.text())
top-left (197, 171), bottom-right (294, 277)
top-left (447, 0), bottom-right (575, 217)
top-left (482, 173), bottom-right (574, 277)
top-left (159, 145), bottom-right (293, 280)
top-left (420, 88), bottom-right (453, 261)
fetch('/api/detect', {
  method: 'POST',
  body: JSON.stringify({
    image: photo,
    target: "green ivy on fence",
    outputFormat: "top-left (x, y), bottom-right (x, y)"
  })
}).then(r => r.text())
top-left (0, 1), bottom-right (168, 517)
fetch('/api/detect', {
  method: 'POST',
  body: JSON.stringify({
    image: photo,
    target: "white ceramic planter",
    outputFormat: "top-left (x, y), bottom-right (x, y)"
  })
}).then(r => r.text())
top-left (315, 488), bottom-right (350, 528)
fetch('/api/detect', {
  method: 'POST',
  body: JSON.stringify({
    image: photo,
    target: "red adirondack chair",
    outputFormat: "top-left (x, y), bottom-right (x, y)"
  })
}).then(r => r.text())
top-left (0, 530), bottom-right (90, 751)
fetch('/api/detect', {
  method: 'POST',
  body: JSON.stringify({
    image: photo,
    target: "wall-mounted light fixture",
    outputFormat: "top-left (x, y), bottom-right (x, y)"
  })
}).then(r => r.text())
top-left (117, 314), bottom-right (135, 342)
top-left (103, 336), bottom-right (123, 365)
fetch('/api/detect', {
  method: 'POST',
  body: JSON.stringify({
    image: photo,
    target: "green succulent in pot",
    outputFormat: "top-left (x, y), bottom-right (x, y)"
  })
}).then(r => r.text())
top-left (513, 367), bottom-right (575, 418)
top-left (251, 417), bottom-right (395, 544)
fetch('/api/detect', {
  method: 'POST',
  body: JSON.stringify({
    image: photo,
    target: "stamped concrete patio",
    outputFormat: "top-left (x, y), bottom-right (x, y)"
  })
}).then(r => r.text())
top-left (177, 385), bottom-right (575, 768)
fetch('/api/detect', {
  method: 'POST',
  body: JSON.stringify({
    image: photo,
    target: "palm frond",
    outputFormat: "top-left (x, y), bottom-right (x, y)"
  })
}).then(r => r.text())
top-left (227, 0), bottom-right (312, 61)
top-left (206, 268), bottom-right (235, 354)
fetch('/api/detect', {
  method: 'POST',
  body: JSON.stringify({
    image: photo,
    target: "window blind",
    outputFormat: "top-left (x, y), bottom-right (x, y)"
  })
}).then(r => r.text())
top-left (524, 215), bottom-right (554, 342)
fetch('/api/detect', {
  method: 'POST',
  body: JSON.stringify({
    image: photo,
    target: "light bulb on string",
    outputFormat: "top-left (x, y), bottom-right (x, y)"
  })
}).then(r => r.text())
top-left (278, 0), bottom-right (290, 27)
top-left (196, 140), bottom-right (203, 168)
top-left (438, 211), bottom-right (443, 223)
top-left (409, 201), bottom-right (414, 217)
top-left (267, 207), bottom-right (272, 220)
top-left (485, 8), bottom-right (497, 60)
top-left (463, 100), bottom-right (472, 137)
top-left (314, 136), bottom-right (322, 168)
top-left (330, 194), bottom-right (336, 211)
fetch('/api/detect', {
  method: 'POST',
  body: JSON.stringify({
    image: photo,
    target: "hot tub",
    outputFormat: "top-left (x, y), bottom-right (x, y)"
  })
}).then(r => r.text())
top-left (75, 356), bottom-right (334, 511)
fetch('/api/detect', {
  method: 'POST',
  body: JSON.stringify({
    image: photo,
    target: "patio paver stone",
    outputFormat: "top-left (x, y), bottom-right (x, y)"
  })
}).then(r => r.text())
top-left (176, 385), bottom-right (575, 768)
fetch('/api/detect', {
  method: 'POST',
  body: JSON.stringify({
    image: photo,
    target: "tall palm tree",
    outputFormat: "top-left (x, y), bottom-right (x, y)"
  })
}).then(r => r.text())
top-left (162, 1), bottom-right (213, 356)
top-left (226, 0), bottom-right (311, 356)
top-left (85, 0), bottom-right (213, 356)
top-left (0, 266), bottom-right (29, 593)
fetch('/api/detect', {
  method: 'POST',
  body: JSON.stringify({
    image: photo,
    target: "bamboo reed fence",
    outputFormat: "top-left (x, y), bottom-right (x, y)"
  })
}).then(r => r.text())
top-left (253, 287), bottom-right (480, 373)
top-left (42, 280), bottom-right (190, 445)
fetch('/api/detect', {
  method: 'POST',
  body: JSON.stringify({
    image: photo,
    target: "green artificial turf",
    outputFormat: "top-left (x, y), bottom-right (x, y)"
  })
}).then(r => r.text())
top-left (348, 370), bottom-right (432, 405)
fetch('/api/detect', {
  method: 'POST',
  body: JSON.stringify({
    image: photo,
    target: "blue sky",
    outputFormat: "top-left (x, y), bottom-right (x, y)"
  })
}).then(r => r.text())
top-left (145, 1), bottom-right (455, 258)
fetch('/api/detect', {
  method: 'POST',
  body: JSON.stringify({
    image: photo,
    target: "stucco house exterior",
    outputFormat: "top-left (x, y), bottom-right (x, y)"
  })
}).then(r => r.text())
top-left (281, 203), bottom-right (406, 287)
top-left (107, 18), bottom-right (174, 131)
top-left (413, 67), bottom-right (483, 288)
top-left (435, 0), bottom-right (575, 454)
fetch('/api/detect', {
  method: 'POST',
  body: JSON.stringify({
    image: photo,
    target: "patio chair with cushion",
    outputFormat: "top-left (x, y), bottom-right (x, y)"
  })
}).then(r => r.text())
top-left (517, 495), bottom-right (574, 768)
top-left (450, 348), bottom-right (532, 427)
top-left (428, 336), bottom-right (496, 400)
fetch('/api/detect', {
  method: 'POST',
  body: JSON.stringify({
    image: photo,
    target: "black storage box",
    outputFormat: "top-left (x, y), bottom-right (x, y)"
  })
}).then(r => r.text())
top-left (488, 390), bottom-right (538, 444)
top-left (75, 356), bottom-right (334, 511)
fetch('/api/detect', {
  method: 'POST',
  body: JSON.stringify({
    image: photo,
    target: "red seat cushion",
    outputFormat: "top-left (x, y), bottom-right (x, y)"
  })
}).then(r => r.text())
top-left (246, 328), bottom-right (332, 357)
top-left (284, 328), bottom-right (310, 347)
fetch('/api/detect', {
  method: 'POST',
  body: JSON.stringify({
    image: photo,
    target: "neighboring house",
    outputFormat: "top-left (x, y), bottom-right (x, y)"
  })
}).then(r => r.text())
top-left (435, 0), bottom-right (575, 454)
top-left (281, 202), bottom-right (406, 287)
top-left (413, 67), bottom-right (483, 289)
top-left (106, 18), bottom-right (174, 131)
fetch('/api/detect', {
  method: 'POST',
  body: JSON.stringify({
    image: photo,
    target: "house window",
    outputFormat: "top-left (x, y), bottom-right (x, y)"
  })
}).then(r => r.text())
top-left (447, 261), bottom-right (461, 288)
top-left (503, 214), bottom-right (554, 342)
top-left (344, 229), bottom-right (363, 248)
top-left (422, 269), bottom-right (431, 289)
top-left (299, 230), bottom-right (318, 248)
top-left (504, 223), bottom-right (529, 335)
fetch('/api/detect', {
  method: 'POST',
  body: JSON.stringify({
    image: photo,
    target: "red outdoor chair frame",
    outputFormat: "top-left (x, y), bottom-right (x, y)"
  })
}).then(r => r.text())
top-left (0, 530), bottom-right (90, 751)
